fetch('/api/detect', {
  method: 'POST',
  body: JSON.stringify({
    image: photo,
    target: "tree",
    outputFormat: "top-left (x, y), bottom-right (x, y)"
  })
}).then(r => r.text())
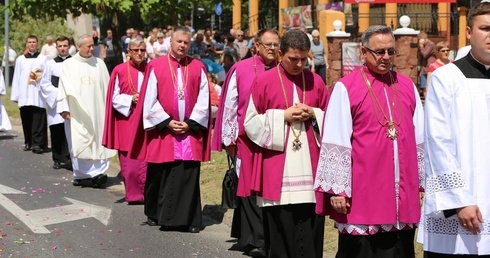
top-left (8, 0), bottom-right (234, 64)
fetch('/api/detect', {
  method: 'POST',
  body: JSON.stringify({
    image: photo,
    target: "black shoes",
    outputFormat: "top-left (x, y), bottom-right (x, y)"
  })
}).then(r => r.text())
top-left (188, 226), bottom-right (200, 233)
top-left (147, 218), bottom-right (158, 226)
top-left (92, 174), bottom-right (108, 188)
top-left (52, 162), bottom-right (62, 169)
top-left (23, 144), bottom-right (32, 151)
top-left (249, 247), bottom-right (266, 257)
top-left (72, 174), bottom-right (107, 188)
top-left (32, 146), bottom-right (45, 154)
top-left (72, 179), bottom-right (83, 186)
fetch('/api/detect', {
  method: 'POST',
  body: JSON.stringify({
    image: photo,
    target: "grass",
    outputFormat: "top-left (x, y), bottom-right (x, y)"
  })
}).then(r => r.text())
top-left (3, 87), bottom-right (423, 257)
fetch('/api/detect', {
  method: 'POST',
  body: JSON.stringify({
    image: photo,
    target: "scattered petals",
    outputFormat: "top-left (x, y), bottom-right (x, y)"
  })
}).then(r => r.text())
top-left (50, 245), bottom-right (57, 250)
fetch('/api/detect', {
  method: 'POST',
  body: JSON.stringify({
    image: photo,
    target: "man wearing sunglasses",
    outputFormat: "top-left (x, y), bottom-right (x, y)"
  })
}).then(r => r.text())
top-left (103, 39), bottom-right (147, 205)
top-left (315, 25), bottom-right (424, 258)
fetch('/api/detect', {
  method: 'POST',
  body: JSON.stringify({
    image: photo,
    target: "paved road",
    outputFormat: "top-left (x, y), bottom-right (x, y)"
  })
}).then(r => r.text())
top-left (0, 124), bottom-right (248, 258)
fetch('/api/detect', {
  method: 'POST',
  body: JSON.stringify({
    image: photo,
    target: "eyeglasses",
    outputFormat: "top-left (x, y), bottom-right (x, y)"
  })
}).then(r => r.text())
top-left (364, 46), bottom-right (396, 56)
top-left (236, 34), bottom-right (243, 37)
top-left (259, 42), bottom-right (280, 49)
top-left (157, 37), bottom-right (163, 39)
top-left (439, 49), bottom-right (449, 53)
top-left (130, 49), bottom-right (146, 53)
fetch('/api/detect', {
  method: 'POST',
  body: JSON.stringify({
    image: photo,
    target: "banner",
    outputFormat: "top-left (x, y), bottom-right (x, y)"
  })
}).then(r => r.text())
top-left (281, 5), bottom-right (313, 29)
top-left (342, 42), bottom-right (364, 77)
top-left (345, 0), bottom-right (455, 3)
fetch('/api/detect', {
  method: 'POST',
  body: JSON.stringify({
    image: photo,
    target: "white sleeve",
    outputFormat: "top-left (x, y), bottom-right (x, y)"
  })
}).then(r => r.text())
top-left (39, 62), bottom-right (58, 109)
top-left (244, 95), bottom-right (285, 151)
top-left (143, 69), bottom-right (170, 129)
top-left (221, 71), bottom-right (238, 146)
top-left (189, 69), bottom-right (210, 128)
top-left (112, 75), bottom-right (133, 117)
top-left (314, 82), bottom-right (353, 197)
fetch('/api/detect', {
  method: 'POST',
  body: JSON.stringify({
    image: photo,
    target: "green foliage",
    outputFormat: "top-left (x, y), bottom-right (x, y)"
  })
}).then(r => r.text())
top-left (6, 15), bottom-right (74, 55)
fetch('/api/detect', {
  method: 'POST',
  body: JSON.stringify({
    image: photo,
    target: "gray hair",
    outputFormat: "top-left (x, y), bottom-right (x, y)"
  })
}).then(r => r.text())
top-left (77, 34), bottom-right (92, 47)
top-left (361, 25), bottom-right (395, 47)
top-left (171, 26), bottom-right (191, 38)
top-left (129, 38), bottom-right (145, 49)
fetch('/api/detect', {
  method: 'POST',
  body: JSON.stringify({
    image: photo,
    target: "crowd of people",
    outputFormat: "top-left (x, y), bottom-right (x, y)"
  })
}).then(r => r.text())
top-left (2, 2), bottom-right (490, 257)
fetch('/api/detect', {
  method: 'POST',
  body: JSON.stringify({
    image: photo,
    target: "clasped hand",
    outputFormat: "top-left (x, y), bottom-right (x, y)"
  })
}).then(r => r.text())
top-left (284, 103), bottom-right (314, 123)
top-left (167, 120), bottom-right (189, 134)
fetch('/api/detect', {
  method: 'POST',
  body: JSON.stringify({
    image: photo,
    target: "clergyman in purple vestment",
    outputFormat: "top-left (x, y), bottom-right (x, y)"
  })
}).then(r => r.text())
top-left (103, 38), bottom-right (148, 204)
top-left (212, 29), bottom-right (280, 257)
top-left (314, 25), bottom-right (424, 258)
top-left (244, 29), bottom-right (329, 258)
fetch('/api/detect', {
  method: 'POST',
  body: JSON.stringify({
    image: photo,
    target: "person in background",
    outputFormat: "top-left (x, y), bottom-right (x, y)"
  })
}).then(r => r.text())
top-left (39, 36), bottom-right (73, 170)
top-left (104, 29), bottom-right (116, 74)
top-left (310, 29), bottom-right (328, 84)
top-left (222, 54), bottom-right (235, 73)
top-left (419, 2), bottom-right (490, 256)
top-left (57, 34), bottom-right (117, 188)
top-left (68, 37), bottom-right (77, 56)
top-left (425, 41), bottom-right (450, 96)
top-left (203, 28), bottom-right (216, 61)
top-left (41, 36), bottom-right (58, 60)
top-left (221, 35), bottom-right (240, 64)
top-left (234, 29), bottom-right (249, 61)
top-left (2, 43), bottom-right (17, 85)
top-left (103, 38), bottom-right (148, 204)
top-left (418, 31), bottom-right (436, 97)
top-left (153, 32), bottom-right (169, 58)
top-left (314, 25), bottom-right (424, 258)
top-left (244, 29), bottom-right (329, 258)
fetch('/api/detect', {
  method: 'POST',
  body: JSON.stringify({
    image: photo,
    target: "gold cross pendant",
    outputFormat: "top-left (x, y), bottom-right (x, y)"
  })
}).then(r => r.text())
top-left (386, 122), bottom-right (398, 140)
top-left (292, 138), bottom-right (302, 151)
top-left (178, 90), bottom-right (184, 100)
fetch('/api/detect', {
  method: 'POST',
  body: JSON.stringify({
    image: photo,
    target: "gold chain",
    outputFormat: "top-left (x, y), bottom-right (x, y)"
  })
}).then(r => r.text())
top-left (126, 62), bottom-right (138, 94)
top-left (360, 68), bottom-right (402, 140)
top-left (167, 55), bottom-right (189, 100)
top-left (277, 65), bottom-right (306, 150)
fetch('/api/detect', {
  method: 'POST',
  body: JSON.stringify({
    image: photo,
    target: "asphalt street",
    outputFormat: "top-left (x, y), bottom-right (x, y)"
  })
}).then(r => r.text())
top-left (0, 122), bottom-right (247, 258)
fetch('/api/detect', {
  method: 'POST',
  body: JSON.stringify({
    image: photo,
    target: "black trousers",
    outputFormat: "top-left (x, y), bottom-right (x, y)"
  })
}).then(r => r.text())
top-left (336, 229), bottom-right (416, 258)
top-left (231, 196), bottom-right (265, 248)
top-left (314, 64), bottom-right (327, 84)
top-left (20, 106), bottom-right (48, 149)
top-left (145, 162), bottom-right (162, 222)
top-left (263, 203), bottom-right (325, 258)
top-left (145, 161), bottom-right (202, 228)
top-left (49, 123), bottom-right (70, 163)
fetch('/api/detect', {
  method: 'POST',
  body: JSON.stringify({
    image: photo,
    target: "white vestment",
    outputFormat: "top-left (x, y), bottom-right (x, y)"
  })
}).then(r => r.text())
top-left (10, 54), bottom-right (47, 108)
top-left (0, 72), bottom-right (11, 131)
top-left (39, 58), bottom-right (66, 126)
top-left (56, 53), bottom-right (116, 179)
top-left (419, 60), bottom-right (490, 255)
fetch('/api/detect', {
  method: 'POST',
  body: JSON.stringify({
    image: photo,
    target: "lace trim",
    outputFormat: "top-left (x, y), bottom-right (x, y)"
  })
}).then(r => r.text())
top-left (425, 171), bottom-right (466, 195)
top-left (259, 110), bottom-right (273, 147)
top-left (314, 143), bottom-right (352, 196)
top-left (423, 217), bottom-right (490, 235)
top-left (222, 106), bottom-right (238, 146)
top-left (336, 222), bottom-right (417, 235)
top-left (417, 143), bottom-right (425, 190)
